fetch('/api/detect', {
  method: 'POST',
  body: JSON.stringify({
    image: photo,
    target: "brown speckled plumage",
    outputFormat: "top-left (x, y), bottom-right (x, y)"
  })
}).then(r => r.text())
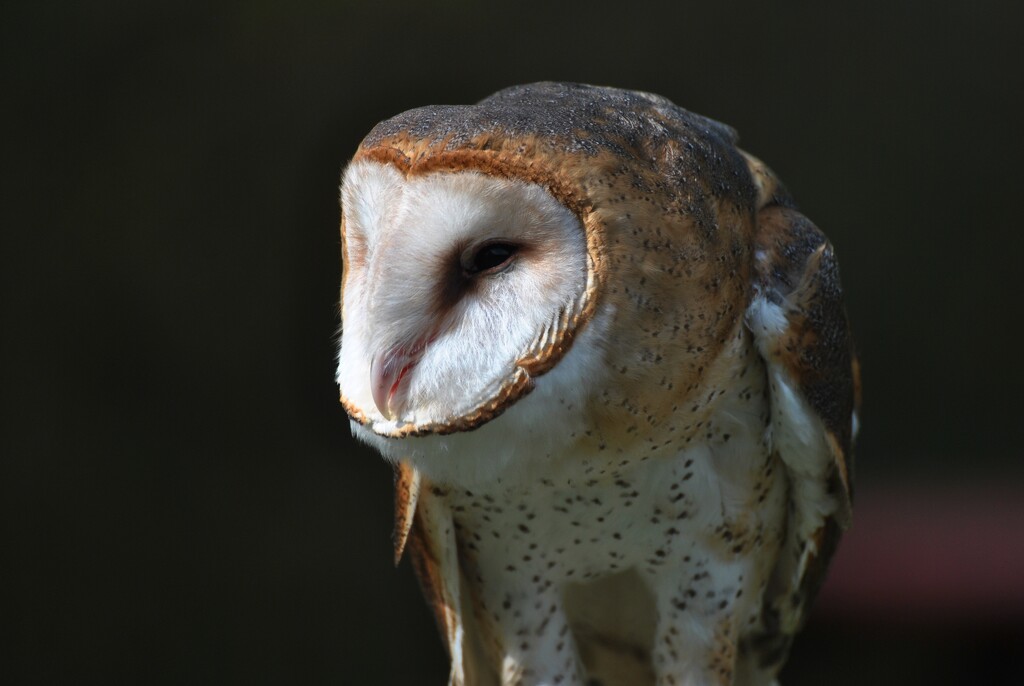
top-left (338, 83), bottom-right (858, 686)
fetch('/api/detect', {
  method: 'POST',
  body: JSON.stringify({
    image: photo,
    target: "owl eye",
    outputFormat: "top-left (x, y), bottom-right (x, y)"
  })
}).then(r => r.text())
top-left (463, 242), bottom-right (518, 276)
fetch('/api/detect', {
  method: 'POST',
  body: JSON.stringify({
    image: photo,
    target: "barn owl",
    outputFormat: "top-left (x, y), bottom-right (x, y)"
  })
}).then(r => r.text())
top-left (336, 83), bottom-right (857, 686)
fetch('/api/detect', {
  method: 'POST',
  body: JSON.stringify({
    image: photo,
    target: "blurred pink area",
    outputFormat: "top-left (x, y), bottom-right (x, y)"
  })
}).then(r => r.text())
top-left (815, 484), bottom-right (1024, 622)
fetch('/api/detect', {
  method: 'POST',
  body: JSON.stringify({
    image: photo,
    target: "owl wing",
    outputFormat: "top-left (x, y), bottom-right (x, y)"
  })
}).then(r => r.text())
top-left (741, 154), bottom-right (859, 674)
top-left (393, 462), bottom-right (499, 686)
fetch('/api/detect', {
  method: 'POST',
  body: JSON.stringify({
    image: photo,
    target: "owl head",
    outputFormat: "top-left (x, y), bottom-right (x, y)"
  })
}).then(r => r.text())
top-left (337, 83), bottom-right (758, 484)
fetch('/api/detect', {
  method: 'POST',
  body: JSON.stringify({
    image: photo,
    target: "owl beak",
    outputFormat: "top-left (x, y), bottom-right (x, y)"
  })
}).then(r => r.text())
top-left (370, 345), bottom-right (421, 421)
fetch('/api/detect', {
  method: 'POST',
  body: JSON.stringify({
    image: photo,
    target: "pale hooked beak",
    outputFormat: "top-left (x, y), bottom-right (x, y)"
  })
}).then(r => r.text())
top-left (370, 342), bottom-right (425, 421)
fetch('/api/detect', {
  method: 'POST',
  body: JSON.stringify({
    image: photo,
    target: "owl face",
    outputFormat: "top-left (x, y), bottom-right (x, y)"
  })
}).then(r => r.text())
top-left (337, 160), bottom-right (593, 447)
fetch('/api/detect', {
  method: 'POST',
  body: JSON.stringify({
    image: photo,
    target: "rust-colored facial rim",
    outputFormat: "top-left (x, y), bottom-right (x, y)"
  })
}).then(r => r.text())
top-left (338, 143), bottom-right (606, 438)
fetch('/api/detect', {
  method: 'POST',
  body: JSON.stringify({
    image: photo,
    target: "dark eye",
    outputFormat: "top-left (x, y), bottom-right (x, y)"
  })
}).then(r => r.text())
top-left (463, 242), bottom-right (518, 276)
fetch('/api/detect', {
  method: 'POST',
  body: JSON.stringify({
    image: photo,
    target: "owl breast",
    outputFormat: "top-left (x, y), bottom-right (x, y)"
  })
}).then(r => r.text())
top-left (433, 324), bottom-right (787, 682)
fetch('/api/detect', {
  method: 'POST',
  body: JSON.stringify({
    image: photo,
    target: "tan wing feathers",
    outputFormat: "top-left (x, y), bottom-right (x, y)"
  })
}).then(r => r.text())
top-left (406, 486), bottom-right (468, 685)
top-left (402, 478), bottom-right (501, 686)
top-left (753, 205), bottom-right (856, 513)
top-left (393, 461), bottom-right (421, 565)
top-left (743, 155), bottom-right (857, 673)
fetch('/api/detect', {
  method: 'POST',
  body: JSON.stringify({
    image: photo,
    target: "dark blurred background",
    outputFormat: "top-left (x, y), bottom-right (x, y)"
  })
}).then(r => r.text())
top-left (3, 1), bottom-right (1023, 683)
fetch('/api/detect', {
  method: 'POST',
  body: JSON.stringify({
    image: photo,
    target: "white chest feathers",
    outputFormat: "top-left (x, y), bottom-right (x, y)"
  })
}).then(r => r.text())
top-left (422, 351), bottom-right (788, 686)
